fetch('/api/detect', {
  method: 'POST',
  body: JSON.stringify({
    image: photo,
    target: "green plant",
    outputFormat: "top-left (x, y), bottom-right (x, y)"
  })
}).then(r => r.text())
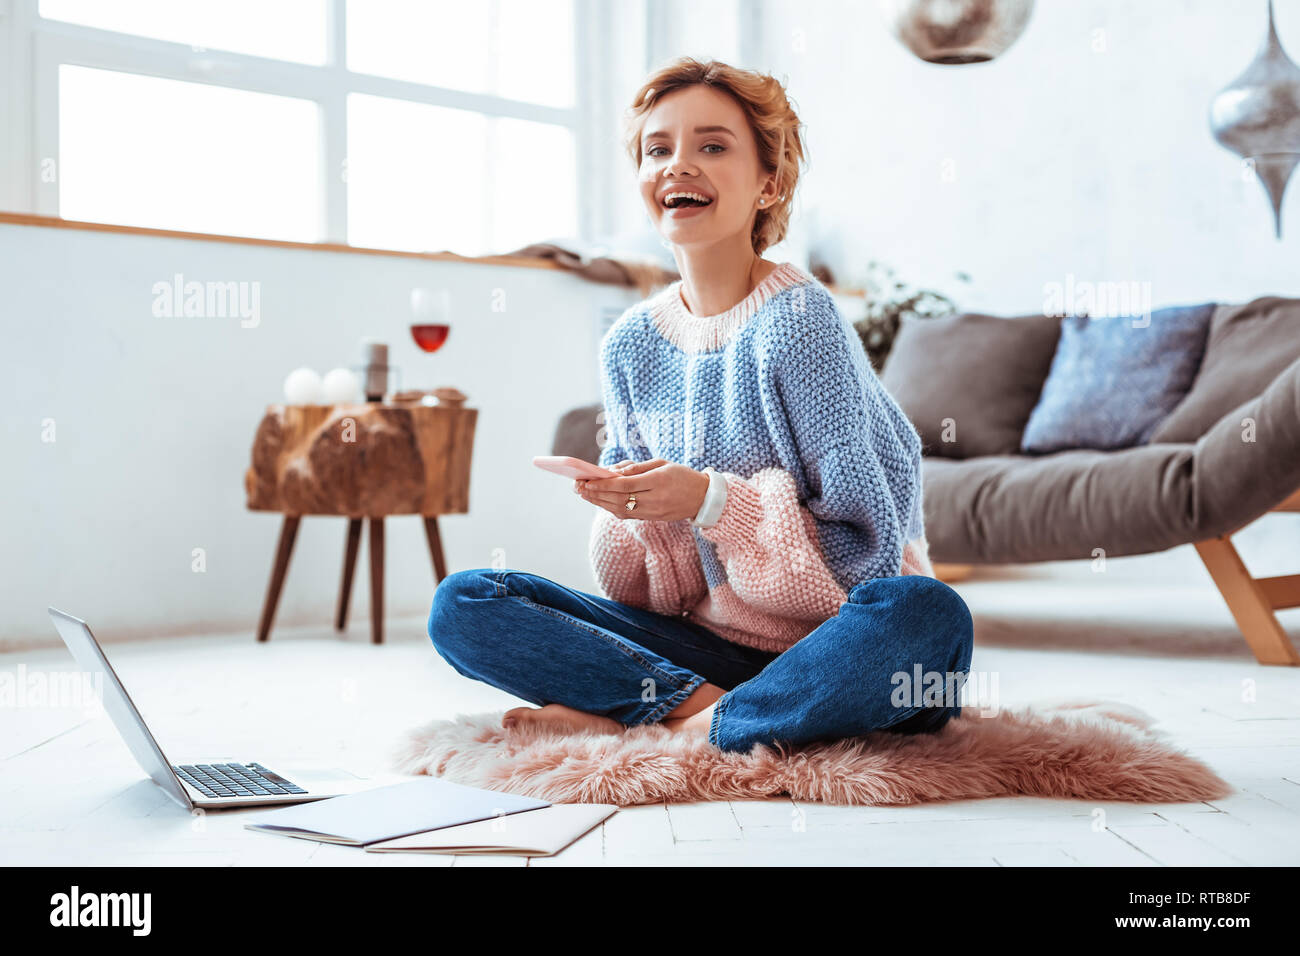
top-left (851, 261), bottom-right (971, 373)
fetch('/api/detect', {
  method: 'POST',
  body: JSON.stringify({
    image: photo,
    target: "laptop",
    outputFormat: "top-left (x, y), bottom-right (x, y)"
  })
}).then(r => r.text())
top-left (48, 607), bottom-right (375, 810)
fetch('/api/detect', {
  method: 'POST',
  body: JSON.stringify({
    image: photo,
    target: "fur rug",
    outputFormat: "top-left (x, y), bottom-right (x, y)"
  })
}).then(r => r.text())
top-left (391, 699), bottom-right (1232, 806)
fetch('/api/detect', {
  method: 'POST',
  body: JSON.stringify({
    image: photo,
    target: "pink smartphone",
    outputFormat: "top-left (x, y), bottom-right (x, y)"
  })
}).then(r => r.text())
top-left (532, 455), bottom-right (618, 480)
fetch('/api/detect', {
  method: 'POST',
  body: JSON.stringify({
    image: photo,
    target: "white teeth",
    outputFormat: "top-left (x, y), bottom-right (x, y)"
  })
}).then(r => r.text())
top-left (663, 191), bottom-right (712, 207)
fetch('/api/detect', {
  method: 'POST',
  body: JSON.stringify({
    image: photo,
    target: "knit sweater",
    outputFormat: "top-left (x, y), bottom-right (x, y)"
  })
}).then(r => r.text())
top-left (589, 260), bottom-right (934, 653)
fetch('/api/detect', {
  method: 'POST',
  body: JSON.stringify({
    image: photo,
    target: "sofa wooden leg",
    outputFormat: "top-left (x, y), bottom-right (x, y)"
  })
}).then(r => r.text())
top-left (932, 562), bottom-right (974, 583)
top-left (1194, 534), bottom-right (1300, 666)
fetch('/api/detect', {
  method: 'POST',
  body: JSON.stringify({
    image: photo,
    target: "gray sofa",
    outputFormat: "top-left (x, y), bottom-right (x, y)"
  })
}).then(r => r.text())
top-left (554, 296), bottom-right (1300, 665)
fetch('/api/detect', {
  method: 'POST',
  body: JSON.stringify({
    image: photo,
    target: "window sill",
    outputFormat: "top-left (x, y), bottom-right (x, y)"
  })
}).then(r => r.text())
top-left (0, 212), bottom-right (868, 298)
top-left (0, 212), bottom-right (563, 272)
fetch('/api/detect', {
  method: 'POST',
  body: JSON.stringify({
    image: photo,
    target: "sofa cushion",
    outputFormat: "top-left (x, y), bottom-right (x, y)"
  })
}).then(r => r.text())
top-left (1020, 304), bottom-right (1214, 453)
top-left (880, 311), bottom-right (1061, 458)
top-left (920, 445), bottom-right (1196, 563)
top-left (1147, 296), bottom-right (1300, 443)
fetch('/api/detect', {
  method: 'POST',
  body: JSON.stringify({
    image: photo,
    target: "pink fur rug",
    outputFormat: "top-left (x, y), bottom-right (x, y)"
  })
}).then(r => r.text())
top-left (391, 699), bottom-right (1232, 806)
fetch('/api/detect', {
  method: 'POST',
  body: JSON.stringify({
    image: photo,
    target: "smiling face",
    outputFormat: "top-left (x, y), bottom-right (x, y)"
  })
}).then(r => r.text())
top-left (637, 84), bottom-right (778, 251)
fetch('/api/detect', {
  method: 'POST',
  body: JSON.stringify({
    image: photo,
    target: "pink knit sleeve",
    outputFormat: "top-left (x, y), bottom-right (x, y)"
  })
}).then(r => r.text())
top-left (698, 468), bottom-right (935, 620)
top-left (588, 509), bottom-right (709, 616)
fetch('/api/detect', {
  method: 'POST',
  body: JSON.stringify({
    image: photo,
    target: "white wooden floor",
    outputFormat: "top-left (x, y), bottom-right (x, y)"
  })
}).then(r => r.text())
top-left (5, 556), bottom-right (1300, 866)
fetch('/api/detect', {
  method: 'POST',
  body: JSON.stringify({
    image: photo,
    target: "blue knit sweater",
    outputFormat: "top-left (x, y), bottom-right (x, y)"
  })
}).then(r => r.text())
top-left (592, 260), bottom-right (931, 650)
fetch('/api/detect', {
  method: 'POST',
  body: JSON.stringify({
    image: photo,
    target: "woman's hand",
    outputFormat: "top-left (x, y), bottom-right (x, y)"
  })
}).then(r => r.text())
top-left (575, 458), bottom-right (710, 522)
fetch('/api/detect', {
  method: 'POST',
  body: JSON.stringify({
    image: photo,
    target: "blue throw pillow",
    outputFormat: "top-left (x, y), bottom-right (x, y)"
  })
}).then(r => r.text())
top-left (1020, 304), bottom-right (1215, 453)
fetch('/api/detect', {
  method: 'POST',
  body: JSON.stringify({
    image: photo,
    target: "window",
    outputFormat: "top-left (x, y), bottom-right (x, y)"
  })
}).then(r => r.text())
top-left (4, 0), bottom-right (753, 257)
top-left (58, 66), bottom-right (321, 241)
top-left (16, 0), bottom-right (586, 254)
top-left (346, 0), bottom-right (575, 110)
top-left (39, 0), bottom-right (330, 65)
top-left (346, 95), bottom-right (577, 256)
top-left (346, 95), bottom-right (492, 254)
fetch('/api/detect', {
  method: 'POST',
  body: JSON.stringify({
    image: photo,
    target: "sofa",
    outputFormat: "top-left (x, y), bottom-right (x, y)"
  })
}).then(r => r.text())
top-left (553, 296), bottom-right (1300, 665)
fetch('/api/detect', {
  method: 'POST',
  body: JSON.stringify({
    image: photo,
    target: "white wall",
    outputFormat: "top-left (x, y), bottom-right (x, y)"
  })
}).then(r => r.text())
top-left (0, 223), bottom-right (637, 648)
top-left (760, 0), bottom-right (1300, 307)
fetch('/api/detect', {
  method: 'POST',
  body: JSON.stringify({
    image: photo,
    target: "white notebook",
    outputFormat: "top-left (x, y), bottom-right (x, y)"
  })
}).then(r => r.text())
top-left (366, 803), bottom-right (618, 857)
top-left (244, 777), bottom-right (549, 846)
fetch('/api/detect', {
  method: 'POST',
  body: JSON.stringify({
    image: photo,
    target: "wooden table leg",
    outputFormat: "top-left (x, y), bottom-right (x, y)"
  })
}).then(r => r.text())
top-left (335, 517), bottom-right (362, 631)
top-left (368, 517), bottom-right (384, 645)
top-left (257, 515), bottom-right (300, 643)
top-left (423, 516), bottom-right (447, 584)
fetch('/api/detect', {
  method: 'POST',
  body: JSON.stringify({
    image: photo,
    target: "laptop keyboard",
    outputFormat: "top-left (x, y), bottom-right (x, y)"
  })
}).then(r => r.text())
top-left (173, 762), bottom-right (308, 799)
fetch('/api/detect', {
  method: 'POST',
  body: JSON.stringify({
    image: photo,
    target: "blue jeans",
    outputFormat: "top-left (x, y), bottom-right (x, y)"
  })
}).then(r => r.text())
top-left (427, 568), bottom-right (974, 754)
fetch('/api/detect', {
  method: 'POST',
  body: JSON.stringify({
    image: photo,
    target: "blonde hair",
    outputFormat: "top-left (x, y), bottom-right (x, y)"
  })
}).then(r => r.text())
top-left (623, 57), bottom-right (807, 256)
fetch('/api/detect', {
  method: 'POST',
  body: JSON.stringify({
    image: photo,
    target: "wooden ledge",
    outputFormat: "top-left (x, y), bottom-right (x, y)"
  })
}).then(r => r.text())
top-left (0, 212), bottom-right (562, 270)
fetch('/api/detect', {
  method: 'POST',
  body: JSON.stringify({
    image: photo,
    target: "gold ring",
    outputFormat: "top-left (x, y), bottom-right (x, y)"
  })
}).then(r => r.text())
top-left (625, 494), bottom-right (637, 512)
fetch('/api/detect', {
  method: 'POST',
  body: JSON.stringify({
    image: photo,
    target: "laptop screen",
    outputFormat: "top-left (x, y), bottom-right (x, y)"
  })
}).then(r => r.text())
top-left (46, 608), bottom-right (192, 810)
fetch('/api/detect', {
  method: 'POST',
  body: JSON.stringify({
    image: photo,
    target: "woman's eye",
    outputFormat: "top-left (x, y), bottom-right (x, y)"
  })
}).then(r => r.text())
top-left (646, 144), bottom-right (725, 157)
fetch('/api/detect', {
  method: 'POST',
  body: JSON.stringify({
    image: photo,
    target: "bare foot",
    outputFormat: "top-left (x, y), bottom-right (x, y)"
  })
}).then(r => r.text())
top-left (661, 701), bottom-right (716, 738)
top-left (502, 703), bottom-right (623, 736)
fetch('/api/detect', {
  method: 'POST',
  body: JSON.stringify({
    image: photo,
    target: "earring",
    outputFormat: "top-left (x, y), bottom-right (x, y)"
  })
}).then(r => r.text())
top-left (759, 199), bottom-right (766, 206)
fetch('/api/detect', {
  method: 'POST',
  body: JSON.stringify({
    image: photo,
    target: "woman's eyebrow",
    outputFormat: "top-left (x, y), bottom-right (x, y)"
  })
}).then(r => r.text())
top-left (642, 125), bottom-right (737, 142)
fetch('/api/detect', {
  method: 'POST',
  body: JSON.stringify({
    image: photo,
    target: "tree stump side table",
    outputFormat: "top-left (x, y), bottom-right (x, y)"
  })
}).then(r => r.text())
top-left (244, 395), bottom-right (477, 644)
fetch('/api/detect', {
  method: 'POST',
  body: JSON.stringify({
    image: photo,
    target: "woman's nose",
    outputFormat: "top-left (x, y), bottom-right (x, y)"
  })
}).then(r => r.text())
top-left (662, 153), bottom-right (695, 177)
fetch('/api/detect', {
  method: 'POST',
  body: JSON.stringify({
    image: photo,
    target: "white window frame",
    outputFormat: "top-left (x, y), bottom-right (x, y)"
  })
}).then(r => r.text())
top-left (2, 0), bottom-right (608, 247)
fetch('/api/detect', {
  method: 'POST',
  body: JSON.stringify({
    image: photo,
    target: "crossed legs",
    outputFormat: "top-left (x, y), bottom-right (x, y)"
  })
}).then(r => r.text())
top-left (427, 568), bottom-right (973, 752)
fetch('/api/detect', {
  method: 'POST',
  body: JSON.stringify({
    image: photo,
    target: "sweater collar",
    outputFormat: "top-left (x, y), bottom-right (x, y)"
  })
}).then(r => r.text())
top-left (648, 260), bottom-right (811, 353)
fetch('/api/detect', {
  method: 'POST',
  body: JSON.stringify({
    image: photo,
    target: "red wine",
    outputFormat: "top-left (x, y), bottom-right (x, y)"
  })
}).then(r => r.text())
top-left (410, 323), bottom-right (450, 353)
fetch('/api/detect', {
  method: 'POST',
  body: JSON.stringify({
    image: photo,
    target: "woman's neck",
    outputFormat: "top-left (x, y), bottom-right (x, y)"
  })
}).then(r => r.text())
top-left (647, 260), bottom-right (806, 354)
top-left (674, 246), bottom-right (776, 318)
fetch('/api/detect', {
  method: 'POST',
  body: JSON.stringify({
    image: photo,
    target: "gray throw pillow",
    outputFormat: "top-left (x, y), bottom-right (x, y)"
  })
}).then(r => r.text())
top-left (1020, 304), bottom-right (1214, 454)
top-left (1147, 297), bottom-right (1300, 443)
top-left (880, 311), bottom-right (1062, 458)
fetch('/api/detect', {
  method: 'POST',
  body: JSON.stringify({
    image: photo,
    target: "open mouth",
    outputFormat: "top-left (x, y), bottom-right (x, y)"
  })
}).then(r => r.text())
top-left (662, 192), bottom-right (714, 210)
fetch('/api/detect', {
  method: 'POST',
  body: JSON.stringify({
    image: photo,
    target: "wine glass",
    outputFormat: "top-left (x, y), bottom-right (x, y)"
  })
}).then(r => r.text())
top-left (409, 288), bottom-right (451, 405)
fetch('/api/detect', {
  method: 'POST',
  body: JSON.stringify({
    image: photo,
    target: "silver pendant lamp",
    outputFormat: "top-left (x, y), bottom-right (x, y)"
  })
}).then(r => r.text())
top-left (1209, 0), bottom-right (1300, 239)
top-left (879, 0), bottom-right (1034, 65)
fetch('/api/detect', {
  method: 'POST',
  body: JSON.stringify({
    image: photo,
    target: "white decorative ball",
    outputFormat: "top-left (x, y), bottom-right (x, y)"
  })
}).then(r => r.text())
top-left (283, 367), bottom-right (323, 405)
top-left (321, 367), bottom-right (362, 404)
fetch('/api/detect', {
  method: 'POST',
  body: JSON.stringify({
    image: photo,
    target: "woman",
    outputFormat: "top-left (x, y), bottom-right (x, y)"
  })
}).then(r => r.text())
top-left (428, 57), bottom-right (973, 754)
